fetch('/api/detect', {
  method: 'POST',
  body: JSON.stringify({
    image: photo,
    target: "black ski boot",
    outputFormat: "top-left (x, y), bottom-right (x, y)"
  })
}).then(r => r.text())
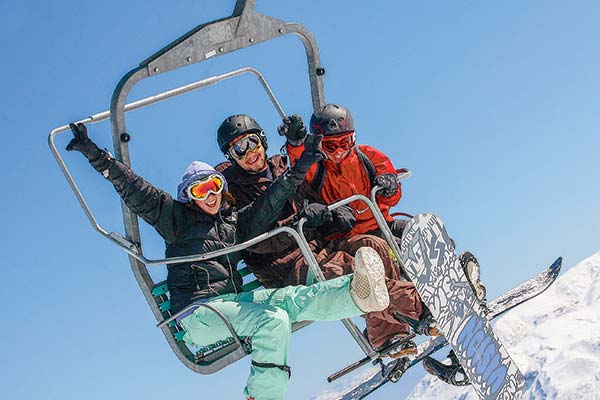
top-left (422, 350), bottom-right (471, 386)
top-left (392, 305), bottom-right (441, 337)
top-left (459, 251), bottom-right (488, 313)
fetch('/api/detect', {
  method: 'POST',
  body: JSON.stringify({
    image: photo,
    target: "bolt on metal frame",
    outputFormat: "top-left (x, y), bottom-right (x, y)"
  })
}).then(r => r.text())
top-left (49, 0), bottom-right (415, 375)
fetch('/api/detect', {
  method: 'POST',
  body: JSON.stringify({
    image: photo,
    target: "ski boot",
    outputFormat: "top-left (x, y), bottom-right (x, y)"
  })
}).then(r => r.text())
top-left (422, 350), bottom-right (471, 386)
top-left (392, 306), bottom-right (441, 337)
top-left (459, 251), bottom-right (488, 313)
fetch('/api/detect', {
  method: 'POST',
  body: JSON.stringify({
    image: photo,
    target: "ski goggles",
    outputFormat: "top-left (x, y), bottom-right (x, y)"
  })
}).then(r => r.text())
top-left (187, 174), bottom-right (225, 201)
top-left (321, 132), bottom-right (355, 153)
top-left (228, 133), bottom-right (263, 160)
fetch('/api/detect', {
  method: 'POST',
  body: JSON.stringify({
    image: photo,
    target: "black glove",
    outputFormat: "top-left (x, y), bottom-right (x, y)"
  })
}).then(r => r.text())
top-left (278, 114), bottom-right (307, 145)
top-left (331, 205), bottom-right (356, 233)
top-left (66, 123), bottom-right (103, 161)
top-left (289, 134), bottom-right (326, 184)
top-left (374, 173), bottom-right (399, 197)
top-left (299, 203), bottom-right (332, 230)
top-left (319, 205), bottom-right (356, 236)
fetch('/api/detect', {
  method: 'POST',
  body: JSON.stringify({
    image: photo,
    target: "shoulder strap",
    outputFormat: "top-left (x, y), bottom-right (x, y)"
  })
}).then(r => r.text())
top-left (310, 161), bottom-right (327, 193)
top-left (355, 146), bottom-right (377, 186)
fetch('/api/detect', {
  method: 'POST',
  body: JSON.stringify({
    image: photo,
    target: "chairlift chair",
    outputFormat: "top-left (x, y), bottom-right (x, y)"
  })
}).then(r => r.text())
top-left (49, 0), bottom-right (412, 379)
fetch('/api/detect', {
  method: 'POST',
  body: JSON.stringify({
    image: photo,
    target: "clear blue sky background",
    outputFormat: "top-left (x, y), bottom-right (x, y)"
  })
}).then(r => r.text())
top-left (2, 1), bottom-right (599, 399)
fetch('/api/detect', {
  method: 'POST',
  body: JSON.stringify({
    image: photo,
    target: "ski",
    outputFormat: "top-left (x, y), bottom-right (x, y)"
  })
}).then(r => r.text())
top-left (339, 256), bottom-right (562, 399)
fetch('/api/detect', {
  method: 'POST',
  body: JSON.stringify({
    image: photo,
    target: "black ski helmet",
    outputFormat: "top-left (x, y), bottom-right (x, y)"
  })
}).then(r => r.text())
top-left (217, 114), bottom-right (269, 154)
top-left (309, 104), bottom-right (355, 136)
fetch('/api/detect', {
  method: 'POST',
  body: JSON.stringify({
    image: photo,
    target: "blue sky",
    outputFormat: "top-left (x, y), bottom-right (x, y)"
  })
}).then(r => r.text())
top-left (2, 1), bottom-right (599, 399)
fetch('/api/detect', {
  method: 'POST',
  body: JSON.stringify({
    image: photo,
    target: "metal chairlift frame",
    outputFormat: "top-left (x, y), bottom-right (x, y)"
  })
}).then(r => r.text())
top-left (49, 0), bottom-right (413, 376)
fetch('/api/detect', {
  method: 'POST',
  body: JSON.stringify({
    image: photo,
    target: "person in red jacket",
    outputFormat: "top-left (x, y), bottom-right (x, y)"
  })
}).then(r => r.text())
top-left (283, 104), bottom-right (489, 386)
top-left (283, 104), bottom-right (407, 239)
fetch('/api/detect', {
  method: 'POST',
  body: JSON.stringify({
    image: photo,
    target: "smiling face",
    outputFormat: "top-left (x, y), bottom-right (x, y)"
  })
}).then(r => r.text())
top-left (194, 192), bottom-right (222, 215)
top-left (321, 132), bottom-right (355, 164)
top-left (228, 133), bottom-right (268, 173)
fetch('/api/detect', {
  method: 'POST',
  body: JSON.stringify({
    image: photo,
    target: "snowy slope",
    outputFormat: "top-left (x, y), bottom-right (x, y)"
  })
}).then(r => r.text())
top-left (408, 251), bottom-right (600, 400)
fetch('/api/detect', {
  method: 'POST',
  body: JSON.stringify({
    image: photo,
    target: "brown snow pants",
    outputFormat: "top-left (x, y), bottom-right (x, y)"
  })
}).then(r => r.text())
top-left (277, 234), bottom-right (423, 348)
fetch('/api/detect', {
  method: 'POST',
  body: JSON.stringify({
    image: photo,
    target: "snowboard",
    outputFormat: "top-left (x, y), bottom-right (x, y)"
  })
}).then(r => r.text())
top-left (399, 213), bottom-right (524, 399)
top-left (340, 216), bottom-right (561, 399)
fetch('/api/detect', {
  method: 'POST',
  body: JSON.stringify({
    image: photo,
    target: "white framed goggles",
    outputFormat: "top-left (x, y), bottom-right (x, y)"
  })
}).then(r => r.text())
top-left (186, 174), bottom-right (225, 201)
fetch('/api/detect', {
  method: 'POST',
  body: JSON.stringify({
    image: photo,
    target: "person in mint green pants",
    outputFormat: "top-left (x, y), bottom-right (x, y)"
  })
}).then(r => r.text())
top-left (181, 264), bottom-right (387, 400)
top-left (66, 123), bottom-right (389, 400)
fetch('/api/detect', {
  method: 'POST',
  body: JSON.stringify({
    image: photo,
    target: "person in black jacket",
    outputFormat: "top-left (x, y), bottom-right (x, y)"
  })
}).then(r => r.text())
top-left (66, 123), bottom-right (391, 400)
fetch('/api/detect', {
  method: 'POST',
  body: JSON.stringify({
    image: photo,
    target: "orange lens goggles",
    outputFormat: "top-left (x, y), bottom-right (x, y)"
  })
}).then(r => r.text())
top-left (321, 133), bottom-right (355, 153)
top-left (187, 174), bottom-right (225, 201)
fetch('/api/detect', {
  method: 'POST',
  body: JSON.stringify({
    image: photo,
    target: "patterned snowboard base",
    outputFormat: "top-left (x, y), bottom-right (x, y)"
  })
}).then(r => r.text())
top-left (400, 213), bottom-right (524, 400)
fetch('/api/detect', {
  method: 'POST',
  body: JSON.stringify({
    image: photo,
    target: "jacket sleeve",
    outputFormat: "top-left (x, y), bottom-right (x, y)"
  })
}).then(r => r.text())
top-left (89, 153), bottom-right (179, 243)
top-left (286, 142), bottom-right (319, 185)
top-left (358, 145), bottom-right (402, 208)
top-left (236, 169), bottom-right (303, 243)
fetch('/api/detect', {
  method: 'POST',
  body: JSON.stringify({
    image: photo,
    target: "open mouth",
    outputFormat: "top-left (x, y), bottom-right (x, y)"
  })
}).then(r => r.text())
top-left (332, 150), bottom-right (347, 161)
top-left (206, 198), bottom-right (218, 207)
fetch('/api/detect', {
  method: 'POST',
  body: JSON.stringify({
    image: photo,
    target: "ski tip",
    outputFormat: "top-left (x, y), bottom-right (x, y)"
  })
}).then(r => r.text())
top-left (550, 257), bottom-right (562, 276)
top-left (553, 257), bottom-right (562, 267)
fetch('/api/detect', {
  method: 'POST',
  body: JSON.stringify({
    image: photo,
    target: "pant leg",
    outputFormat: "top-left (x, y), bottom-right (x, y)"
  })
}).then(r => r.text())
top-left (237, 274), bottom-right (362, 323)
top-left (336, 234), bottom-right (423, 347)
top-left (180, 296), bottom-right (292, 400)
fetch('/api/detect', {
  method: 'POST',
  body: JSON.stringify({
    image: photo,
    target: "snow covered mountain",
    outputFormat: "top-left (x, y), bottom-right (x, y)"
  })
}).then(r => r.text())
top-left (408, 251), bottom-right (600, 400)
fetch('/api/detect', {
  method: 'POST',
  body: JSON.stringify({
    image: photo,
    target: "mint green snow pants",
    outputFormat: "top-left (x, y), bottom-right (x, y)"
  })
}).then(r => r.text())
top-left (180, 274), bottom-right (361, 400)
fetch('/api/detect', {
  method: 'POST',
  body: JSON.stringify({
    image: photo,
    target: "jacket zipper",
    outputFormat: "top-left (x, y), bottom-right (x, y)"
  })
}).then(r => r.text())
top-left (216, 212), bottom-right (238, 295)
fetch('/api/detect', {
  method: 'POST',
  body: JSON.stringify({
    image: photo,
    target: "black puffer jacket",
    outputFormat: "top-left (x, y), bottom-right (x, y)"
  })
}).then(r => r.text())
top-left (90, 154), bottom-right (303, 313)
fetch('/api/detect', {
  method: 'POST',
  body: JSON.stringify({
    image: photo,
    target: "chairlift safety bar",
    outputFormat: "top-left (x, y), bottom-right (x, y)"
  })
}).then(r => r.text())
top-left (49, 67), bottom-right (284, 247)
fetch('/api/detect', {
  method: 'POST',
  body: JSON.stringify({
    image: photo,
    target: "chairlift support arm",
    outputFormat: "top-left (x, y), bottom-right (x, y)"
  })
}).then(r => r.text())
top-left (105, 2), bottom-right (326, 373)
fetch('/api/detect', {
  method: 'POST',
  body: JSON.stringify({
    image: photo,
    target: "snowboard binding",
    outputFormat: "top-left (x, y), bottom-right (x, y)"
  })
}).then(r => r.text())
top-left (459, 251), bottom-right (489, 313)
top-left (386, 356), bottom-right (411, 383)
top-left (392, 307), bottom-right (441, 337)
top-left (422, 350), bottom-right (471, 386)
top-left (385, 337), bottom-right (418, 359)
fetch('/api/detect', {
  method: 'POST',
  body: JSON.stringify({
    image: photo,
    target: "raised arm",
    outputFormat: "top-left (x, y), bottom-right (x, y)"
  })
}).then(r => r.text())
top-left (66, 123), bottom-right (179, 243)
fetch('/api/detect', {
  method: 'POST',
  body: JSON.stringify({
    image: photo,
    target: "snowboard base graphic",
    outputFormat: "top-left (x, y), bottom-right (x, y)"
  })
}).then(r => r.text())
top-left (399, 213), bottom-right (525, 400)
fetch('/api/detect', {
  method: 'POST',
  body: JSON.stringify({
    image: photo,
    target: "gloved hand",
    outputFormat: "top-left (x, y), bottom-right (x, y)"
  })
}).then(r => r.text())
top-left (319, 205), bottom-right (356, 236)
top-left (331, 205), bottom-right (356, 233)
top-left (66, 123), bottom-right (103, 161)
top-left (374, 173), bottom-right (399, 197)
top-left (289, 134), bottom-right (326, 184)
top-left (277, 114), bottom-right (307, 145)
top-left (299, 203), bottom-right (332, 230)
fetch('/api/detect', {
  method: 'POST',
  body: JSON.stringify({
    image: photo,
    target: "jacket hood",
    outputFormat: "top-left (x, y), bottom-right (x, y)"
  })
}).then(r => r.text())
top-left (177, 161), bottom-right (229, 204)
